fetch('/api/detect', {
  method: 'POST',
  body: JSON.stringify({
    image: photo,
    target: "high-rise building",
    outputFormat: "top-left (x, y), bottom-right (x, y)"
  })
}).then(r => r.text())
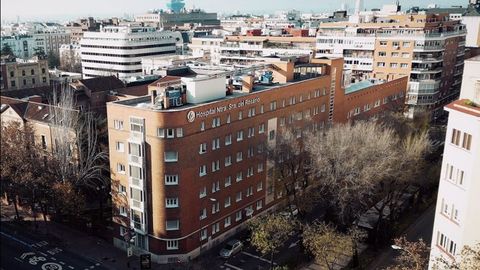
top-left (316, 12), bottom-right (467, 118)
top-left (106, 57), bottom-right (408, 263)
top-left (79, 26), bottom-right (177, 79)
top-left (428, 56), bottom-right (480, 268)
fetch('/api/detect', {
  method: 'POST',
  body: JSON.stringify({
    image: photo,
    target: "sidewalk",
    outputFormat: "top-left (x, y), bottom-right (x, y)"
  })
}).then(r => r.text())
top-left (0, 202), bottom-right (145, 270)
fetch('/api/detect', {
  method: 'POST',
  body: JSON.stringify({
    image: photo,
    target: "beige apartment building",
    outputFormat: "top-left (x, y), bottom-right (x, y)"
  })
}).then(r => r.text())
top-left (1, 56), bottom-right (50, 91)
top-left (316, 12), bottom-right (467, 117)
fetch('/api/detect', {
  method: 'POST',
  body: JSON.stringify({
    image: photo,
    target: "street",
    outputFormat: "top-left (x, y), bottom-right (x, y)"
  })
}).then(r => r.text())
top-left (0, 222), bottom-right (107, 270)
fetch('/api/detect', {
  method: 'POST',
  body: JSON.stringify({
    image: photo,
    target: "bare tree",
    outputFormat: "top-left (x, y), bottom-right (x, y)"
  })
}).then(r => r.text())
top-left (386, 237), bottom-right (430, 270)
top-left (305, 121), bottom-right (400, 226)
top-left (48, 85), bottom-right (109, 190)
top-left (432, 243), bottom-right (480, 270)
top-left (267, 126), bottom-right (312, 216)
top-left (302, 221), bottom-right (354, 270)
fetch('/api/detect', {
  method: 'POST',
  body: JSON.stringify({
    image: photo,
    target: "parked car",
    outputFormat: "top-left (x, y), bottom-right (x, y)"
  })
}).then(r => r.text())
top-left (219, 239), bottom-right (243, 259)
top-left (279, 204), bottom-right (299, 218)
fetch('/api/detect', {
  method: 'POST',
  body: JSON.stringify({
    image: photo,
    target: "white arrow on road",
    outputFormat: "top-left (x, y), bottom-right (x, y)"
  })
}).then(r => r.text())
top-left (288, 240), bottom-right (300, 248)
top-left (20, 252), bottom-right (35, 259)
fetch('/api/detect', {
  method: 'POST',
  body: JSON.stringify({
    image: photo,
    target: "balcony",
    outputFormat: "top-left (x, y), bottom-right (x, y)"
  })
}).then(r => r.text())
top-left (128, 154), bottom-right (143, 166)
top-left (129, 131), bottom-right (144, 142)
top-left (410, 67), bottom-right (443, 74)
top-left (129, 177), bottom-right (144, 190)
top-left (412, 56), bottom-right (443, 63)
top-left (413, 45), bottom-right (444, 52)
top-left (131, 221), bottom-right (146, 233)
top-left (130, 199), bottom-right (144, 211)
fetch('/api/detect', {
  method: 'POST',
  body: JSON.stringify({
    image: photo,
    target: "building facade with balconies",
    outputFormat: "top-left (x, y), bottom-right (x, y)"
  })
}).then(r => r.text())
top-left (316, 12), bottom-right (467, 118)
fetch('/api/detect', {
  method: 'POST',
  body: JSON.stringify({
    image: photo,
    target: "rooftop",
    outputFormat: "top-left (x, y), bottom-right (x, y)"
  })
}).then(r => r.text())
top-left (446, 99), bottom-right (480, 118)
top-left (345, 79), bottom-right (385, 94)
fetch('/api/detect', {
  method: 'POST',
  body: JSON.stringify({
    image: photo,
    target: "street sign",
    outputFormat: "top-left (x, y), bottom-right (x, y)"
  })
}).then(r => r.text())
top-left (140, 254), bottom-right (151, 269)
top-left (127, 247), bottom-right (133, 257)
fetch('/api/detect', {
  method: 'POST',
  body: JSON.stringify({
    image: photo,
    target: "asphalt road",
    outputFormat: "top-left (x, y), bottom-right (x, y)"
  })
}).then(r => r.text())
top-left (0, 223), bottom-right (108, 270)
top-left (367, 204), bottom-right (436, 270)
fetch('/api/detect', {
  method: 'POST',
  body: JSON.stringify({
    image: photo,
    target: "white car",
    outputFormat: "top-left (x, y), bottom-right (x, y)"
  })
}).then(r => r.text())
top-left (219, 239), bottom-right (243, 259)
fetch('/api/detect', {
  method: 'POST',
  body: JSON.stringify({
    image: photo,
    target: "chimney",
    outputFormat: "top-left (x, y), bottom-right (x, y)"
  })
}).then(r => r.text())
top-left (151, 89), bottom-right (157, 105)
top-left (242, 75), bottom-right (255, 93)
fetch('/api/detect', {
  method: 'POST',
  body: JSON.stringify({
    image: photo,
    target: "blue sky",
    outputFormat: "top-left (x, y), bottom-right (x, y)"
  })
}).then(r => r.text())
top-left (1, 0), bottom-right (469, 21)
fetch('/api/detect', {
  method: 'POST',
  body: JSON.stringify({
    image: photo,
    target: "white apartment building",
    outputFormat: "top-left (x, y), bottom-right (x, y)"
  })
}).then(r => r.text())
top-left (428, 56), bottom-right (480, 269)
top-left (80, 26), bottom-right (177, 79)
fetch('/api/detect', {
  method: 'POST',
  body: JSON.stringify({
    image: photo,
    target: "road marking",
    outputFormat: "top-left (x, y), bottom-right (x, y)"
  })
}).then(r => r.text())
top-left (241, 251), bottom-right (277, 265)
top-left (15, 257), bottom-right (23, 263)
top-left (224, 263), bottom-right (243, 270)
top-left (89, 266), bottom-right (95, 269)
top-left (288, 240), bottom-right (300, 248)
top-left (0, 231), bottom-right (31, 247)
top-left (51, 257), bottom-right (57, 260)
top-left (20, 252), bottom-right (35, 259)
top-left (68, 266), bottom-right (74, 269)
top-left (95, 263), bottom-right (100, 266)
top-left (59, 261), bottom-right (65, 265)
top-left (39, 252), bottom-right (48, 256)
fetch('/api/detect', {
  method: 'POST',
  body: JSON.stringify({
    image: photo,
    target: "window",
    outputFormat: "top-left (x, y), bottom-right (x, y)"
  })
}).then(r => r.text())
top-left (378, 51), bottom-right (387, 57)
top-left (165, 175), bottom-right (178, 185)
top-left (236, 191), bottom-right (242, 202)
top-left (260, 105), bottom-right (264, 114)
top-left (321, 104), bottom-right (326, 112)
top-left (402, 52), bottom-right (410, 58)
top-left (246, 186), bottom-right (253, 197)
top-left (199, 165), bottom-right (207, 176)
top-left (270, 101), bottom-right (277, 111)
top-left (200, 208), bottom-right (207, 220)
top-left (212, 181), bottom-right (220, 193)
top-left (119, 206), bottom-right (127, 216)
top-left (390, 63), bottom-right (398, 68)
top-left (199, 187), bottom-right (207, 199)
top-left (22, 70), bottom-right (25, 76)
top-left (269, 130), bottom-right (275, 141)
top-left (31, 69), bottom-right (35, 75)
top-left (257, 181), bottom-right (263, 191)
top-left (458, 170), bottom-right (464, 185)
top-left (200, 121), bottom-right (205, 131)
top-left (200, 229), bottom-right (207, 240)
top-left (117, 163), bottom-right (126, 174)
top-left (259, 123), bottom-right (265, 134)
top-left (248, 127), bottom-right (255, 138)
top-left (237, 130), bottom-right (244, 141)
top-left (164, 128), bottom-right (174, 138)
top-left (224, 196), bottom-right (231, 208)
top-left (166, 240), bottom-right (178, 250)
top-left (130, 118), bottom-right (144, 133)
top-left (212, 202), bottom-right (220, 214)
top-left (248, 107), bottom-right (256, 117)
top-left (42, 68), bottom-right (46, 74)
top-left (279, 117), bottom-right (286, 127)
top-left (236, 171), bottom-right (243, 182)
top-left (199, 142), bottom-right (207, 154)
top-left (116, 141), bottom-right (124, 152)
top-left (32, 78), bottom-right (35, 84)
top-left (403, 41), bottom-right (411, 47)
top-left (224, 216), bottom-right (231, 227)
top-left (391, 52), bottom-right (399, 57)
top-left (119, 184), bottom-right (127, 194)
top-left (364, 104), bottom-right (371, 111)
top-left (212, 223), bottom-right (220, 234)
top-left (212, 138), bottom-right (220, 150)
top-left (10, 80), bottom-right (15, 87)
top-left (258, 163), bottom-right (264, 173)
top-left (380, 41), bottom-right (387, 46)
top-left (247, 167), bottom-right (254, 177)
top-left (247, 147), bottom-right (254, 158)
top-left (226, 114), bottom-right (231, 124)
top-left (236, 151), bottom-right (243, 162)
top-left (225, 176), bottom-right (232, 187)
top-left (166, 197), bottom-right (179, 208)
top-left (392, 41), bottom-right (400, 47)
top-left (23, 79), bottom-right (26, 85)
top-left (114, 120), bottom-right (124, 130)
top-left (225, 134), bottom-right (232, 146)
top-left (225, 156), bottom-right (232, 167)
top-left (401, 63), bottom-right (408, 68)
top-left (462, 132), bottom-right (472, 150)
top-left (212, 117), bottom-right (221, 128)
top-left (377, 62), bottom-right (386, 67)
top-left (235, 211), bottom-right (242, 221)
top-left (9, 71), bottom-right (14, 77)
top-left (238, 111), bottom-right (243, 120)
top-left (157, 128), bottom-right (165, 138)
top-left (164, 151), bottom-right (178, 162)
top-left (374, 100), bottom-right (381, 107)
top-left (256, 200), bottom-right (263, 210)
top-left (451, 129), bottom-right (461, 146)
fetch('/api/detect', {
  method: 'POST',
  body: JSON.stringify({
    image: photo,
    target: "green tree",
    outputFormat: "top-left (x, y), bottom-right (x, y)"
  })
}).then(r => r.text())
top-left (248, 214), bottom-right (296, 269)
top-left (47, 51), bottom-right (60, 68)
top-left (302, 222), bottom-right (354, 270)
top-left (1, 43), bottom-right (15, 57)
